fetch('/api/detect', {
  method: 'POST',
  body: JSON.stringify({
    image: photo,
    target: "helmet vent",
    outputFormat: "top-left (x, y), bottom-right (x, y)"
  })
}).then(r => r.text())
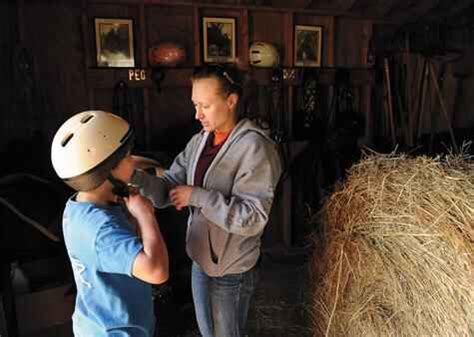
top-left (80, 114), bottom-right (94, 124)
top-left (61, 133), bottom-right (74, 147)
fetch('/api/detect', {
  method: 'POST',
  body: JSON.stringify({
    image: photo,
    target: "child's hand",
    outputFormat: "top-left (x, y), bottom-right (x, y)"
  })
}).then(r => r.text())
top-left (124, 192), bottom-right (155, 222)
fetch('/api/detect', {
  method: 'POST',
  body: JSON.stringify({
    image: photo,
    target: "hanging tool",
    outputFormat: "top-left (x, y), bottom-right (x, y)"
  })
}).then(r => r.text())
top-left (294, 68), bottom-right (320, 141)
top-left (383, 58), bottom-right (396, 147)
top-left (415, 57), bottom-right (430, 143)
top-left (112, 80), bottom-right (134, 125)
top-left (452, 71), bottom-right (471, 126)
top-left (270, 67), bottom-right (285, 144)
top-left (427, 60), bottom-right (458, 152)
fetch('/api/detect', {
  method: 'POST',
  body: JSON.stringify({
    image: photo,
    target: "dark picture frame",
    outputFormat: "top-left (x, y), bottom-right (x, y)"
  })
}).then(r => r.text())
top-left (294, 25), bottom-right (323, 67)
top-left (202, 17), bottom-right (236, 63)
top-left (95, 18), bottom-right (135, 68)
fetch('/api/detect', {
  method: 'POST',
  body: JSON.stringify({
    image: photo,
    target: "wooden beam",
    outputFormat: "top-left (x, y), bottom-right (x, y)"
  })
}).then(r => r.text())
top-left (347, 0), bottom-right (401, 18)
top-left (386, 0), bottom-right (444, 23)
top-left (88, 0), bottom-right (393, 21)
top-left (338, 0), bottom-right (360, 11)
top-left (345, 0), bottom-right (375, 14)
top-left (271, 0), bottom-right (312, 8)
top-left (445, 0), bottom-right (474, 16)
top-left (422, 0), bottom-right (474, 20)
top-left (305, 0), bottom-right (342, 10)
top-left (379, 0), bottom-right (406, 17)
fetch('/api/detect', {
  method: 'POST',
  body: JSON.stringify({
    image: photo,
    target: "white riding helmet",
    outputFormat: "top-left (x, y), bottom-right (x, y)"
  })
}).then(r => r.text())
top-left (249, 42), bottom-right (280, 68)
top-left (51, 110), bottom-right (134, 191)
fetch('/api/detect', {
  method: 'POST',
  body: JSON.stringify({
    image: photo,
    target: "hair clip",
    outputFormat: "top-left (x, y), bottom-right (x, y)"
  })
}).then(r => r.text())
top-left (221, 70), bottom-right (237, 86)
top-left (193, 64), bottom-right (242, 88)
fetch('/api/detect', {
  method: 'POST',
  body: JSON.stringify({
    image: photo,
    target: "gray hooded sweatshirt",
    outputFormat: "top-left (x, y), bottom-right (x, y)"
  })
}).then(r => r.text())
top-left (131, 118), bottom-right (282, 277)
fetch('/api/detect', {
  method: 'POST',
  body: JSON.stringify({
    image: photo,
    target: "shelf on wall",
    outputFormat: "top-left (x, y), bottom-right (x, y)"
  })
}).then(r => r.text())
top-left (86, 66), bottom-right (374, 89)
top-left (86, 67), bottom-right (194, 89)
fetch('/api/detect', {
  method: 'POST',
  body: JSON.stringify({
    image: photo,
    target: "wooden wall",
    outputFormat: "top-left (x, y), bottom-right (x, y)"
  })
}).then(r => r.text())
top-left (1, 0), bottom-right (376, 150)
top-left (2, 0), bottom-right (375, 246)
top-left (0, 1), bottom-right (18, 145)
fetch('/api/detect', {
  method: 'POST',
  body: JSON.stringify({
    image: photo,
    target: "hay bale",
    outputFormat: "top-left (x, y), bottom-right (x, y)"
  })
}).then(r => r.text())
top-left (311, 151), bottom-right (474, 337)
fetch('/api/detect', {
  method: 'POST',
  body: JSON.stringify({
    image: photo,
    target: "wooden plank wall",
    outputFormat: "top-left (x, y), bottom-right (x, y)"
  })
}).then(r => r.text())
top-left (1, 0), bottom-right (89, 176)
top-left (3, 0), bottom-right (374, 246)
top-left (0, 1), bottom-right (18, 149)
top-left (21, 1), bottom-right (89, 134)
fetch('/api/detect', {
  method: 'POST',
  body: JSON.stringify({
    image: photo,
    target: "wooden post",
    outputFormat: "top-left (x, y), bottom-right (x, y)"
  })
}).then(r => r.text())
top-left (81, 0), bottom-right (94, 109)
top-left (383, 58), bottom-right (396, 147)
top-left (428, 60), bottom-right (459, 153)
top-left (139, 3), bottom-right (151, 149)
top-left (403, 34), bottom-right (413, 146)
top-left (193, 5), bottom-right (201, 66)
top-left (416, 58), bottom-right (429, 142)
top-left (283, 12), bottom-right (293, 67)
top-left (240, 8), bottom-right (249, 66)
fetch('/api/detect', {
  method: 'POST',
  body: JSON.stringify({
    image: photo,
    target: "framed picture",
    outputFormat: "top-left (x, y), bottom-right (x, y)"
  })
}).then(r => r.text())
top-left (294, 25), bottom-right (323, 67)
top-left (95, 18), bottom-right (135, 67)
top-left (202, 17), bottom-right (236, 63)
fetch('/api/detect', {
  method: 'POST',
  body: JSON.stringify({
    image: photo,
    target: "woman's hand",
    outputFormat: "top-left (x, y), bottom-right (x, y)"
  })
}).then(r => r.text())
top-left (169, 185), bottom-right (193, 211)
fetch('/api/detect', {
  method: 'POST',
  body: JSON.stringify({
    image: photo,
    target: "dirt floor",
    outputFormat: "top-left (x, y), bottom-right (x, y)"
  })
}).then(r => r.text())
top-left (248, 248), bottom-right (313, 337)
top-left (181, 246), bottom-right (313, 337)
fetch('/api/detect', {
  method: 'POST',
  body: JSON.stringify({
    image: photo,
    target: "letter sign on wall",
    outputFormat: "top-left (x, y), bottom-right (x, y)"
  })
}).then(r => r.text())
top-left (128, 69), bottom-right (147, 81)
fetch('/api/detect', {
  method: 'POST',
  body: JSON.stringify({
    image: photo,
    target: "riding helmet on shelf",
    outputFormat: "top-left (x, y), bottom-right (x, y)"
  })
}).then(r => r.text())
top-left (249, 42), bottom-right (280, 68)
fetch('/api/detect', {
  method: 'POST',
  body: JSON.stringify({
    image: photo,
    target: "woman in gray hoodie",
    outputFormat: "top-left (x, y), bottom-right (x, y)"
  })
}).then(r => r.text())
top-left (131, 64), bottom-right (282, 337)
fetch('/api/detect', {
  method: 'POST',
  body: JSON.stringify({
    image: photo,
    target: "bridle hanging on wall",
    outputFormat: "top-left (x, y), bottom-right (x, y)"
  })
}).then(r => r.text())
top-left (269, 67), bottom-right (286, 144)
top-left (268, 66), bottom-right (292, 181)
top-left (13, 46), bottom-right (46, 131)
top-left (293, 68), bottom-right (320, 141)
top-left (112, 80), bottom-right (135, 126)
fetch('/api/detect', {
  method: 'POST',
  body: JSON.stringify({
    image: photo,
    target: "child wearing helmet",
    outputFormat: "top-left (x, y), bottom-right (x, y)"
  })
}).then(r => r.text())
top-left (51, 110), bottom-right (169, 337)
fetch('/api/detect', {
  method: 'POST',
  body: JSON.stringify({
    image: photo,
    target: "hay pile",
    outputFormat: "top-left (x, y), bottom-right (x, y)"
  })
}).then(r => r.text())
top-left (311, 151), bottom-right (474, 337)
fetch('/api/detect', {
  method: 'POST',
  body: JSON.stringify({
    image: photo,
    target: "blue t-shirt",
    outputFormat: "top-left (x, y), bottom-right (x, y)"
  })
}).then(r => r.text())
top-left (63, 196), bottom-right (154, 337)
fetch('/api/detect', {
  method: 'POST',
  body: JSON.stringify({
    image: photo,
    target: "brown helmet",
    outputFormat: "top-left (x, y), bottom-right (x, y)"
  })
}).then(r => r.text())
top-left (148, 42), bottom-right (186, 67)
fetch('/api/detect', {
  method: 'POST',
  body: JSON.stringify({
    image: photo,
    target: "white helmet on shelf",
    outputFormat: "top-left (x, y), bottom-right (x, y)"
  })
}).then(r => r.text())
top-left (249, 42), bottom-right (280, 68)
top-left (51, 110), bottom-right (134, 191)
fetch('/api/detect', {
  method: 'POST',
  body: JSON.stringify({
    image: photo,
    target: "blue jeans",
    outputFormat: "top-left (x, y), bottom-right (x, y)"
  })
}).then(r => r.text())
top-left (191, 262), bottom-right (259, 337)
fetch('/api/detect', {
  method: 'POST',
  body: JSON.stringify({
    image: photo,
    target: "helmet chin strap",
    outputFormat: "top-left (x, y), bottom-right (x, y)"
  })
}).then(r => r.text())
top-left (107, 174), bottom-right (130, 198)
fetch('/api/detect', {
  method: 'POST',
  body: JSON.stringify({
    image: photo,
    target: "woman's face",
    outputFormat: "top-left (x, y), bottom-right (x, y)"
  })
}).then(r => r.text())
top-left (191, 77), bottom-right (238, 133)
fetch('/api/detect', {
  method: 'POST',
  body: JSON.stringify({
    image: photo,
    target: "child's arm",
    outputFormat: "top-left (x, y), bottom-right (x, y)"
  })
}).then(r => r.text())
top-left (125, 193), bottom-right (169, 284)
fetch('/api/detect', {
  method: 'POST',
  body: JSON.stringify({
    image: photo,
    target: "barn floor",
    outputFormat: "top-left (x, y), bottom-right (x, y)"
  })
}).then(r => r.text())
top-left (246, 247), bottom-right (313, 337)
top-left (182, 245), bottom-right (313, 337)
top-left (23, 245), bottom-right (313, 337)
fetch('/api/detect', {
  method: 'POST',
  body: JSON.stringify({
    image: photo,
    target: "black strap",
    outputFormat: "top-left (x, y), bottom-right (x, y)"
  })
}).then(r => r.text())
top-left (294, 68), bottom-right (320, 141)
top-left (107, 174), bottom-right (130, 198)
top-left (270, 67), bottom-right (285, 144)
top-left (151, 67), bottom-right (165, 93)
top-left (113, 80), bottom-right (134, 125)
